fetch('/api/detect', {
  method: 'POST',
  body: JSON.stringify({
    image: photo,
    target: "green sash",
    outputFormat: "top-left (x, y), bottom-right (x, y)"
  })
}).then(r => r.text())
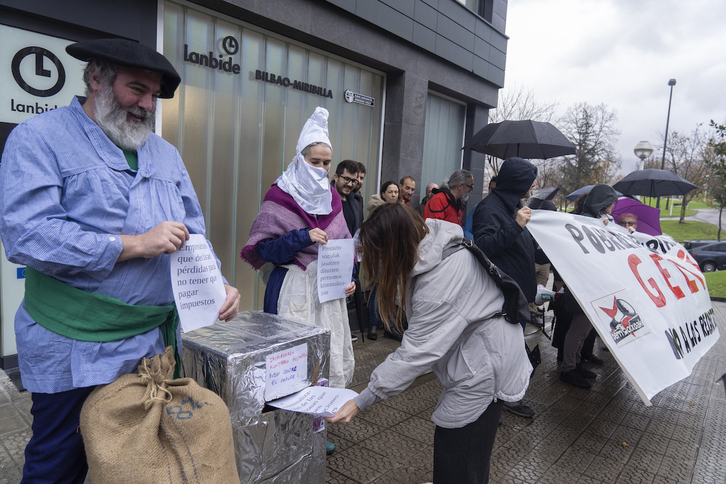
top-left (24, 267), bottom-right (180, 378)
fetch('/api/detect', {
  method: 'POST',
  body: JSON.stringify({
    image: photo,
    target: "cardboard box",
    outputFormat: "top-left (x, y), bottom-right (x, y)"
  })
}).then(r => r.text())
top-left (181, 311), bottom-right (329, 483)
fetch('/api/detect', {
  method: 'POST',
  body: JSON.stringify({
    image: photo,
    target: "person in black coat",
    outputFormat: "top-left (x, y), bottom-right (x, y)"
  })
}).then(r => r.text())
top-left (472, 157), bottom-right (538, 306)
top-left (472, 156), bottom-right (538, 419)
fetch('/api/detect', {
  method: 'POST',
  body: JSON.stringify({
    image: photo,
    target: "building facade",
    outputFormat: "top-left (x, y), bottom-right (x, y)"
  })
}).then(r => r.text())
top-left (0, 0), bottom-right (508, 365)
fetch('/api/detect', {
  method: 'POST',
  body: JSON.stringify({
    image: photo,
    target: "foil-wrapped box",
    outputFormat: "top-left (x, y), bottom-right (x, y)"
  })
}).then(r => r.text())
top-left (181, 311), bottom-right (329, 484)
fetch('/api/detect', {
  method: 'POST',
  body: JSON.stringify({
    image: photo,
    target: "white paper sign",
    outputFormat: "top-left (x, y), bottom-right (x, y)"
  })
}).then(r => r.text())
top-left (317, 239), bottom-right (354, 303)
top-left (527, 211), bottom-right (719, 405)
top-left (170, 234), bottom-right (226, 333)
top-left (265, 343), bottom-right (308, 401)
top-left (268, 386), bottom-right (358, 417)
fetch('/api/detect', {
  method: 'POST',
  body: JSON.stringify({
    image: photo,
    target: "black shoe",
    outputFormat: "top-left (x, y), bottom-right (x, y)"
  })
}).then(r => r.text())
top-left (583, 354), bottom-right (604, 365)
top-left (560, 369), bottom-right (591, 389)
top-left (502, 401), bottom-right (535, 418)
top-left (384, 327), bottom-right (403, 342)
top-left (351, 334), bottom-right (358, 342)
top-left (367, 325), bottom-right (378, 340)
top-left (579, 367), bottom-right (597, 379)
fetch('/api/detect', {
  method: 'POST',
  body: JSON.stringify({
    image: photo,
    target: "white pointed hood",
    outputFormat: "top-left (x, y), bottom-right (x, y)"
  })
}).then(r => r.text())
top-left (275, 107), bottom-right (333, 215)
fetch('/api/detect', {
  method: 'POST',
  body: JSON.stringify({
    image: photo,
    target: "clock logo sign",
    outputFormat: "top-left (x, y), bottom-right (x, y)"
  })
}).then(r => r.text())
top-left (221, 36), bottom-right (239, 55)
top-left (11, 46), bottom-right (66, 97)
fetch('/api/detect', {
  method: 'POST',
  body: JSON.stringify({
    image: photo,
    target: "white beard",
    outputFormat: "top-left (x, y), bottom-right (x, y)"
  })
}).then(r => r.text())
top-left (94, 84), bottom-right (154, 151)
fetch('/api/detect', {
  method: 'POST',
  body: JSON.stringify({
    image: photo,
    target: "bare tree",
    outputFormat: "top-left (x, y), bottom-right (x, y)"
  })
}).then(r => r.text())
top-left (485, 84), bottom-right (561, 178)
top-left (662, 125), bottom-right (712, 223)
top-left (558, 102), bottom-right (621, 196)
top-left (489, 84), bottom-right (559, 124)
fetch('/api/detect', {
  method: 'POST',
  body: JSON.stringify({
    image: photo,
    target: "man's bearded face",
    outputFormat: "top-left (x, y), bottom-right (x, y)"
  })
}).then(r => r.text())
top-left (94, 81), bottom-right (155, 151)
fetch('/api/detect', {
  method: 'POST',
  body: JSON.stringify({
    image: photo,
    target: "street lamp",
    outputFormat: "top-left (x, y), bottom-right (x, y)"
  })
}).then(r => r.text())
top-left (657, 79), bottom-right (676, 209)
top-left (633, 141), bottom-right (653, 170)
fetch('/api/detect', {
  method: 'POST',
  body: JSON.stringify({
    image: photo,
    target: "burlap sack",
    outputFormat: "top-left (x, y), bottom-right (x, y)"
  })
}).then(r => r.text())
top-left (80, 346), bottom-right (239, 483)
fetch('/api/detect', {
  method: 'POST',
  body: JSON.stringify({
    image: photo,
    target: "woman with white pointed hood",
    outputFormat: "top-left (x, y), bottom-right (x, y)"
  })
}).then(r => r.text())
top-left (242, 107), bottom-right (355, 390)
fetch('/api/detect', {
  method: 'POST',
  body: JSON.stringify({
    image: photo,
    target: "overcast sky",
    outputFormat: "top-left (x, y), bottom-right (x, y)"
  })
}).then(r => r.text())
top-left (503, 0), bottom-right (726, 175)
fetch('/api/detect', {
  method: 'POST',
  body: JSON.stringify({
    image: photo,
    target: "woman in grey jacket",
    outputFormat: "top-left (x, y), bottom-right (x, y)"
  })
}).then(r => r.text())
top-left (327, 203), bottom-right (531, 484)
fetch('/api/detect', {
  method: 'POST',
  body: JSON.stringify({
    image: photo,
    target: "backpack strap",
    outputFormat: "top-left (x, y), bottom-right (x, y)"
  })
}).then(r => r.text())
top-left (442, 238), bottom-right (530, 325)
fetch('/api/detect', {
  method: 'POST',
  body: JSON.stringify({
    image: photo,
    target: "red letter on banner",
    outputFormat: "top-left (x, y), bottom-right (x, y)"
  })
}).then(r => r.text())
top-left (650, 254), bottom-right (686, 300)
top-left (628, 254), bottom-right (666, 308)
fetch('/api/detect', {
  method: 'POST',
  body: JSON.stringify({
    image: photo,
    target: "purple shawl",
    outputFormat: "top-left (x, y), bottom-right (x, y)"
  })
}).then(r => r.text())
top-left (241, 184), bottom-right (351, 270)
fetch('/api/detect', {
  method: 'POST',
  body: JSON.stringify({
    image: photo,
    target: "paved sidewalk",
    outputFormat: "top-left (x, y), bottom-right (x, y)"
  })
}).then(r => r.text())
top-left (327, 303), bottom-right (726, 484)
top-left (0, 370), bottom-right (31, 484)
top-left (1, 304), bottom-right (724, 483)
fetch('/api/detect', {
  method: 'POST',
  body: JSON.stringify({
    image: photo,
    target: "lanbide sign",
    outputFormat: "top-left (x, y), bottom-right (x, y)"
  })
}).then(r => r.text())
top-left (0, 25), bottom-right (85, 125)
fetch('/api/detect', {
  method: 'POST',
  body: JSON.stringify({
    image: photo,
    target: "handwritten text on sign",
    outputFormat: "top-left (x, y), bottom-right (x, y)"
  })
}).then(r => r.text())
top-left (317, 239), bottom-right (354, 303)
top-left (265, 343), bottom-right (308, 401)
top-left (268, 386), bottom-right (358, 417)
top-left (170, 234), bottom-right (226, 333)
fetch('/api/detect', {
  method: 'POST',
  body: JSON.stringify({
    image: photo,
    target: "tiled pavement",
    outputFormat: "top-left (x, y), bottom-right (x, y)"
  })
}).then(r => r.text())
top-left (1, 303), bottom-right (725, 483)
top-left (327, 302), bottom-right (726, 484)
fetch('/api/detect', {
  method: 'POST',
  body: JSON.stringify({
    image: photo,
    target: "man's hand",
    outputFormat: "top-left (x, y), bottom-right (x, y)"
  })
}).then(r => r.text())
top-left (516, 206), bottom-right (531, 228)
top-left (345, 281), bottom-right (356, 297)
top-left (118, 222), bottom-right (190, 262)
top-left (309, 228), bottom-right (328, 244)
top-left (324, 399), bottom-right (359, 424)
top-left (219, 284), bottom-right (240, 321)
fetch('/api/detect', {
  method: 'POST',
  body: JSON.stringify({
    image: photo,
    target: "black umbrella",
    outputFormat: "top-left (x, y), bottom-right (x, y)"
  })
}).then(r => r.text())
top-left (612, 169), bottom-right (697, 197)
top-left (464, 120), bottom-right (576, 159)
top-left (566, 185), bottom-right (622, 201)
top-left (531, 187), bottom-right (559, 201)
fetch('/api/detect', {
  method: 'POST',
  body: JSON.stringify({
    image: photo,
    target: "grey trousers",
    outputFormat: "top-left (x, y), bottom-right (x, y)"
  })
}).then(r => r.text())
top-left (561, 312), bottom-right (593, 372)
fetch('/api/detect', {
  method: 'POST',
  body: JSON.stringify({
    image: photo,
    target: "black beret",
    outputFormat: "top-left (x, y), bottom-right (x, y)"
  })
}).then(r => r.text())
top-left (66, 38), bottom-right (180, 99)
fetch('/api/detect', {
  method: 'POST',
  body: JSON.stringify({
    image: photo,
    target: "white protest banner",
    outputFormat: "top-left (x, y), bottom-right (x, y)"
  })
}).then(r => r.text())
top-left (265, 343), bottom-right (308, 401)
top-left (527, 211), bottom-right (719, 405)
top-left (317, 239), bottom-right (354, 304)
top-left (268, 386), bottom-right (358, 417)
top-left (170, 234), bottom-right (226, 333)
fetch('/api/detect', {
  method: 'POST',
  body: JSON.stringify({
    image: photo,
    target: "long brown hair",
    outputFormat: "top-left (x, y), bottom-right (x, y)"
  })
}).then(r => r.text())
top-left (359, 203), bottom-right (429, 332)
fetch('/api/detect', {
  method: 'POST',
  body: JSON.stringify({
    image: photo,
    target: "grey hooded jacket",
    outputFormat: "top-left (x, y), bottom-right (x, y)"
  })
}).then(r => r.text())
top-left (353, 220), bottom-right (531, 428)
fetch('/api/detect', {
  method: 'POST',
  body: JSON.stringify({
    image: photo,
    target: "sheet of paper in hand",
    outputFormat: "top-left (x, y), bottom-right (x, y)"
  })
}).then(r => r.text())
top-left (268, 386), bottom-right (358, 417)
top-left (317, 239), bottom-right (354, 303)
top-left (170, 234), bottom-right (226, 333)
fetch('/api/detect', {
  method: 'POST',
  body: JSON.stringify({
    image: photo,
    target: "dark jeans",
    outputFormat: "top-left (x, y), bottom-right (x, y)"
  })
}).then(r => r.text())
top-left (433, 399), bottom-right (504, 484)
top-left (22, 386), bottom-right (97, 484)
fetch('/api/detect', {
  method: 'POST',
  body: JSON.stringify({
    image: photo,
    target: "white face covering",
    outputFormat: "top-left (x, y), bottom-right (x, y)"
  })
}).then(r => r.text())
top-left (276, 107), bottom-right (333, 215)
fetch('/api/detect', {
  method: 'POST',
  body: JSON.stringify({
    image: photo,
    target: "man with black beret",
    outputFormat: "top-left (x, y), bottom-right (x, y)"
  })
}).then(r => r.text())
top-left (0, 38), bottom-right (240, 483)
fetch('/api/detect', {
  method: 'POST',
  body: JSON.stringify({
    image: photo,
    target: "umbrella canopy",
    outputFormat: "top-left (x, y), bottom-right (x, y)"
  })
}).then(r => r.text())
top-left (611, 197), bottom-right (662, 236)
top-left (531, 187), bottom-right (559, 201)
top-left (612, 169), bottom-right (697, 197)
top-left (566, 185), bottom-right (622, 202)
top-left (464, 120), bottom-right (576, 160)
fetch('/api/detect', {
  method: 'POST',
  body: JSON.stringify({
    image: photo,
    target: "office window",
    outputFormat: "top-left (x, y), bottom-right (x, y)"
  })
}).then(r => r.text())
top-left (163, 1), bottom-right (384, 309)
top-left (421, 92), bottom-right (466, 194)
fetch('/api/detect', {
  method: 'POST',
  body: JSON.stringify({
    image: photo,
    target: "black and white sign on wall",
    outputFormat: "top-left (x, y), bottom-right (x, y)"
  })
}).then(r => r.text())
top-left (1, 25), bottom-right (85, 124)
top-left (344, 90), bottom-right (374, 107)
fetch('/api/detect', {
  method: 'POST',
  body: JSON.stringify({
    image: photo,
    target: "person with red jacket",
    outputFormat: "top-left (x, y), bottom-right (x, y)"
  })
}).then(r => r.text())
top-left (423, 169), bottom-right (473, 225)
